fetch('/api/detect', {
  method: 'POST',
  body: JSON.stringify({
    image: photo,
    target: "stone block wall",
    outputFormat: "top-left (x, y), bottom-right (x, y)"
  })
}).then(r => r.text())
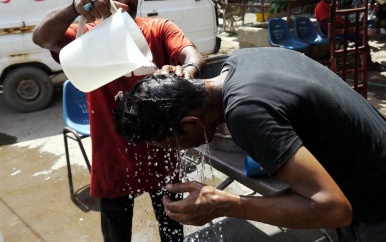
top-left (237, 26), bottom-right (270, 48)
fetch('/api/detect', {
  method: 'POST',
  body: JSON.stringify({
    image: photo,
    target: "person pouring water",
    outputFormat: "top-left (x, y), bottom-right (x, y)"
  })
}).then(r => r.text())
top-left (114, 47), bottom-right (386, 242)
top-left (33, 0), bottom-right (205, 241)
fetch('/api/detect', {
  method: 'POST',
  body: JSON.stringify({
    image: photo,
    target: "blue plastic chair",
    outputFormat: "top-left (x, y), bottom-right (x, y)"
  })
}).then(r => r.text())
top-left (62, 80), bottom-right (91, 201)
top-left (268, 18), bottom-right (310, 51)
top-left (317, 20), bottom-right (345, 49)
top-left (293, 16), bottom-right (330, 56)
top-left (294, 16), bottom-right (330, 45)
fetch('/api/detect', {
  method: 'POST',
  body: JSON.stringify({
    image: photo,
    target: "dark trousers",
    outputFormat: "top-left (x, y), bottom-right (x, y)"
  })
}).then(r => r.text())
top-left (337, 32), bottom-right (371, 62)
top-left (338, 219), bottom-right (386, 242)
top-left (100, 188), bottom-right (183, 242)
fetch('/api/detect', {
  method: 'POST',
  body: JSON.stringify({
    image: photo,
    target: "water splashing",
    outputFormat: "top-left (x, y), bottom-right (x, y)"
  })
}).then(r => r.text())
top-left (177, 127), bottom-right (224, 242)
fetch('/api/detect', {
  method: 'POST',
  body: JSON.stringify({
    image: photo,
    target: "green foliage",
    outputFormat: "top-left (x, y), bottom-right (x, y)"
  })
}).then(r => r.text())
top-left (269, 0), bottom-right (290, 14)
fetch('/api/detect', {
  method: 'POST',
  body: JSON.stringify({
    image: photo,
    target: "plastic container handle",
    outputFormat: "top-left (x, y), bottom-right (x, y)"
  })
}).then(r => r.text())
top-left (76, 0), bottom-right (118, 38)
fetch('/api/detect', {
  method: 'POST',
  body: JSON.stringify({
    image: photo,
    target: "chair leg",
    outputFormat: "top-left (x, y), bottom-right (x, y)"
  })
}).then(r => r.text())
top-left (63, 127), bottom-right (91, 201)
top-left (75, 136), bottom-right (91, 172)
top-left (63, 128), bottom-right (76, 201)
top-left (314, 45), bottom-right (321, 58)
top-left (63, 127), bottom-right (91, 172)
top-left (314, 228), bottom-right (334, 242)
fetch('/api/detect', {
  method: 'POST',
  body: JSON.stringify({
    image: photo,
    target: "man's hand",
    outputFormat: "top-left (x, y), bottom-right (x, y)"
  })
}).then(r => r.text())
top-left (75, 0), bottom-right (129, 22)
top-left (163, 181), bottom-right (226, 226)
top-left (155, 65), bottom-right (195, 79)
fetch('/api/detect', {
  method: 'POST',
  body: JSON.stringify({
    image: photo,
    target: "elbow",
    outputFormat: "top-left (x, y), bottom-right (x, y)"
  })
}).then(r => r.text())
top-left (33, 39), bottom-right (62, 53)
top-left (336, 202), bottom-right (353, 227)
top-left (32, 27), bottom-right (45, 48)
top-left (321, 198), bottom-right (353, 228)
top-left (333, 194), bottom-right (353, 227)
top-left (32, 30), bottom-right (49, 50)
top-left (309, 190), bottom-right (353, 228)
top-left (32, 32), bottom-right (43, 48)
top-left (32, 29), bottom-right (62, 53)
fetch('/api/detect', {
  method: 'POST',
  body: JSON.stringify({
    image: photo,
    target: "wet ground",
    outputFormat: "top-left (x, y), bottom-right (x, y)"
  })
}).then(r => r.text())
top-left (0, 87), bottom-right (338, 241)
top-left (2, 28), bottom-right (386, 241)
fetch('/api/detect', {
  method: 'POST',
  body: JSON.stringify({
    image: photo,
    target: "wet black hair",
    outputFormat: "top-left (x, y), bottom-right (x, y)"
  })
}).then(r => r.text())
top-left (114, 74), bottom-right (208, 144)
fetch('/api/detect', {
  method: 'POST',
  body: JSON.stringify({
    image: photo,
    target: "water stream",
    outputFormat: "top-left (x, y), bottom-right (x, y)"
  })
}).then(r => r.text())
top-left (177, 128), bottom-right (224, 242)
top-left (127, 127), bottom-right (225, 241)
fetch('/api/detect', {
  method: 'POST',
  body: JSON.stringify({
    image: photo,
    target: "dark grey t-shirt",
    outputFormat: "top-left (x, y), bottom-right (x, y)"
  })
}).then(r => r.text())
top-left (223, 47), bottom-right (386, 223)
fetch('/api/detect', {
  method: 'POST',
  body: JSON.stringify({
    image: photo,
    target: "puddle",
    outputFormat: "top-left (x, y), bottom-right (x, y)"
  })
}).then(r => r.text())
top-left (0, 133), bottom-right (17, 146)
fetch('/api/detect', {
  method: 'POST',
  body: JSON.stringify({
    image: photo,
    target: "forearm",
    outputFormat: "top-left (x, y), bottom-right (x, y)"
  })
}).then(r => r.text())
top-left (178, 46), bottom-right (206, 78)
top-left (33, 3), bottom-right (79, 52)
top-left (214, 190), bottom-right (351, 229)
top-left (165, 147), bottom-right (352, 228)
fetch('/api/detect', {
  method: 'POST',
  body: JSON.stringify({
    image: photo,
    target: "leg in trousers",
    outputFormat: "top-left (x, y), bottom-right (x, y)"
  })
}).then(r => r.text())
top-left (150, 188), bottom-right (184, 242)
top-left (100, 196), bottom-right (134, 242)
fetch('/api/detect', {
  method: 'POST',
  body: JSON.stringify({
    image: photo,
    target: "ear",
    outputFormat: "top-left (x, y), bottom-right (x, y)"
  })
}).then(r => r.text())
top-left (180, 116), bottom-right (201, 133)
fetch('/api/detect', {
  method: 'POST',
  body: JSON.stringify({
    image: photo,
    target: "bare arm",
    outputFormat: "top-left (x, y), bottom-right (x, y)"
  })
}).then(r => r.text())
top-left (156, 46), bottom-right (206, 79)
top-left (163, 146), bottom-right (352, 229)
top-left (177, 45), bottom-right (206, 78)
top-left (32, 3), bottom-right (79, 52)
top-left (33, 0), bottom-right (128, 52)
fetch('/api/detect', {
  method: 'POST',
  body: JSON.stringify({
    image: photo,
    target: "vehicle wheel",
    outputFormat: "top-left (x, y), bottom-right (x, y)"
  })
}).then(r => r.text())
top-left (3, 67), bottom-right (54, 113)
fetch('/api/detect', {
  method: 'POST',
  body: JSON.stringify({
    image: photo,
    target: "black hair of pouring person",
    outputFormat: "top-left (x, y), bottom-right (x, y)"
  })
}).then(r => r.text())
top-left (114, 47), bottom-right (386, 242)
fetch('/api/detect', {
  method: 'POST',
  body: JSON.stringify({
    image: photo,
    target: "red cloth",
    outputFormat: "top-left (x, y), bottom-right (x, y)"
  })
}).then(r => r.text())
top-left (314, 0), bottom-right (346, 33)
top-left (52, 17), bottom-right (193, 198)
